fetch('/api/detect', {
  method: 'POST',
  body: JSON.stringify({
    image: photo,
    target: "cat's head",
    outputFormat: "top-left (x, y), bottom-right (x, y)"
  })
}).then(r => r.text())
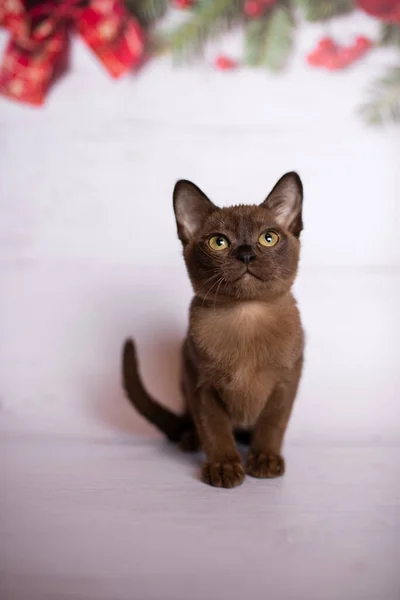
top-left (173, 172), bottom-right (303, 302)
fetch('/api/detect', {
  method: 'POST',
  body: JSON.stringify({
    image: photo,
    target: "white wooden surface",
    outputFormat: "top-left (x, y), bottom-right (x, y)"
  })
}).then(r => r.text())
top-left (1, 436), bottom-right (399, 600)
top-left (0, 12), bottom-right (400, 599)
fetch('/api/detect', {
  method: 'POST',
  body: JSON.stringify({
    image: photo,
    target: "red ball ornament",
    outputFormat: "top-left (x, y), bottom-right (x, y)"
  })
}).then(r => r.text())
top-left (173, 0), bottom-right (193, 9)
top-left (244, 1), bottom-right (264, 17)
top-left (215, 55), bottom-right (237, 70)
top-left (356, 0), bottom-right (400, 22)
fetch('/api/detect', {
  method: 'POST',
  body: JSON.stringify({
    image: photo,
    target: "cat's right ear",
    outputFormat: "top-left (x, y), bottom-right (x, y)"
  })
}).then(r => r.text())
top-left (173, 180), bottom-right (217, 244)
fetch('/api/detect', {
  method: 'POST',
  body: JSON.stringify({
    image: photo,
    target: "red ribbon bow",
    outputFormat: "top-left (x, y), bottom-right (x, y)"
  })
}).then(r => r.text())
top-left (0, 0), bottom-right (145, 105)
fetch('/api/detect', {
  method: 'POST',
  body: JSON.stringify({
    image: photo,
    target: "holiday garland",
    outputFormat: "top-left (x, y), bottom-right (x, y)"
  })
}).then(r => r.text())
top-left (126, 0), bottom-right (400, 126)
top-left (1, 0), bottom-right (399, 124)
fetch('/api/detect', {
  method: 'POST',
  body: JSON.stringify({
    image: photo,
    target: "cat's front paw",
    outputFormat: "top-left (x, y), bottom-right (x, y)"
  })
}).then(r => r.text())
top-left (246, 452), bottom-right (285, 478)
top-left (201, 459), bottom-right (245, 488)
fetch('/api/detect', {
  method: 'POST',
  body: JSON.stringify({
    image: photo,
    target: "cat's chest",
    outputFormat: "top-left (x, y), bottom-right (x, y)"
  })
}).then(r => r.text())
top-left (192, 302), bottom-right (287, 373)
top-left (198, 306), bottom-right (276, 425)
top-left (191, 301), bottom-right (300, 427)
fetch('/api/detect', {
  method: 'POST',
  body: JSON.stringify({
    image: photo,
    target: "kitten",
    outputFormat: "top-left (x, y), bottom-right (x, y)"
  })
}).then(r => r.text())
top-left (122, 172), bottom-right (304, 488)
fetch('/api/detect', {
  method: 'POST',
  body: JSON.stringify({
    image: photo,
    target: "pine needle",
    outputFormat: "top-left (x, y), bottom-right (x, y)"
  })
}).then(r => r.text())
top-left (262, 5), bottom-right (295, 73)
top-left (359, 66), bottom-right (400, 125)
top-left (380, 24), bottom-right (400, 48)
top-left (294, 0), bottom-right (353, 21)
top-left (126, 0), bottom-right (169, 27)
top-left (166, 0), bottom-right (244, 63)
top-left (244, 17), bottom-right (270, 67)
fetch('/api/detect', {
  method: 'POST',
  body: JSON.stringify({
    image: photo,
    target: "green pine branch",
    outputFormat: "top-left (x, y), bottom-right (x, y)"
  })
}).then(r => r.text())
top-left (244, 5), bottom-right (295, 72)
top-left (359, 66), bottom-right (400, 125)
top-left (294, 0), bottom-right (353, 21)
top-left (380, 24), bottom-right (400, 48)
top-left (125, 0), bottom-right (169, 27)
top-left (261, 5), bottom-right (295, 73)
top-left (166, 0), bottom-right (244, 63)
top-left (244, 17), bottom-right (270, 67)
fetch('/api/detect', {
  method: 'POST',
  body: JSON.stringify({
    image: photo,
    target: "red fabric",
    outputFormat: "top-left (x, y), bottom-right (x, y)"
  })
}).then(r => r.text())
top-left (0, 0), bottom-right (145, 105)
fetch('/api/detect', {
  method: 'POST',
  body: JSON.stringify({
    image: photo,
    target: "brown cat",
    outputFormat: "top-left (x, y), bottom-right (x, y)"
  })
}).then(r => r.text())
top-left (122, 172), bottom-right (304, 488)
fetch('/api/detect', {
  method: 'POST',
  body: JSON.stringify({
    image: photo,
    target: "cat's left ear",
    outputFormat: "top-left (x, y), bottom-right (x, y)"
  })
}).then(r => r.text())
top-left (261, 172), bottom-right (303, 237)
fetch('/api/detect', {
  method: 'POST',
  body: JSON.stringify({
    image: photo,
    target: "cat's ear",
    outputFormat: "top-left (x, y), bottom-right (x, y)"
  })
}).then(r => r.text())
top-left (173, 180), bottom-right (217, 244)
top-left (261, 172), bottom-right (303, 237)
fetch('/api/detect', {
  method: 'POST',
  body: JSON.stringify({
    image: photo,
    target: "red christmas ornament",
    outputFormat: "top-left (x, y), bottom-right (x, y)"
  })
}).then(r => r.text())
top-left (0, 0), bottom-right (145, 106)
top-left (244, 0), bottom-right (277, 17)
top-left (215, 55), bottom-right (237, 70)
top-left (244, 1), bottom-right (264, 17)
top-left (356, 0), bottom-right (400, 22)
top-left (173, 0), bottom-right (193, 9)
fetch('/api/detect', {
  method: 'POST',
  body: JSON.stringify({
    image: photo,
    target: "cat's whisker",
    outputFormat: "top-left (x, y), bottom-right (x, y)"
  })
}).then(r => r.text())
top-left (213, 277), bottom-right (225, 311)
top-left (201, 273), bottom-right (219, 288)
top-left (202, 277), bottom-right (223, 306)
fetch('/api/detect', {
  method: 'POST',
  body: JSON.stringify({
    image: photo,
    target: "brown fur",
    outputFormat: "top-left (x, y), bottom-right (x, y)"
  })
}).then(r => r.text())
top-left (123, 172), bottom-right (304, 488)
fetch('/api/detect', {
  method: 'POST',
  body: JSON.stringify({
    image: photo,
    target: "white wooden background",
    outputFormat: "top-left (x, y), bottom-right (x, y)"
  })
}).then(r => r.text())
top-left (0, 11), bottom-right (399, 600)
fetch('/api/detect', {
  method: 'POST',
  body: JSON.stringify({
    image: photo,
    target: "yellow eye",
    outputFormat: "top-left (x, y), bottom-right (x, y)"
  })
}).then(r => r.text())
top-left (259, 230), bottom-right (279, 247)
top-left (208, 235), bottom-right (229, 251)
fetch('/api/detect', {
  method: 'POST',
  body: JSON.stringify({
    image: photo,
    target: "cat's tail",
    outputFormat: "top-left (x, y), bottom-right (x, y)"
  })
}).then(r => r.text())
top-left (122, 339), bottom-right (188, 443)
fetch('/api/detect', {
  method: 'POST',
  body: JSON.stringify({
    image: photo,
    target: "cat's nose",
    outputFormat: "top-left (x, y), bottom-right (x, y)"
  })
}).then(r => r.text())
top-left (235, 245), bottom-right (256, 265)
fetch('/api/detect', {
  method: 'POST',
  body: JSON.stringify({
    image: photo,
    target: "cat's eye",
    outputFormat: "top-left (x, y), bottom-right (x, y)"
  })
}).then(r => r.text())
top-left (208, 235), bottom-right (229, 251)
top-left (259, 230), bottom-right (279, 247)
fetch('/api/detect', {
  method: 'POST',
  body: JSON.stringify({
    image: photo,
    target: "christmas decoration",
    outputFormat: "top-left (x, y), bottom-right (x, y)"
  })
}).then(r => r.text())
top-left (148, 0), bottom-right (398, 124)
top-left (215, 54), bottom-right (237, 69)
top-left (244, 1), bottom-right (265, 18)
top-left (0, 0), bottom-right (144, 105)
top-left (356, 0), bottom-right (400, 21)
top-left (173, 0), bottom-right (193, 9)
top-left (1, 0), bottom-right (399, 124)
top-left (125, 0), bottom-right (169, 27)
top-left (381, 22), bottom-right (400, 45)
top-left (359, 65), bottom-right (400, 122)
top-left (307, 35), bottom-right (373, 70)
top-left (244, 1), bottom-right (278, 17)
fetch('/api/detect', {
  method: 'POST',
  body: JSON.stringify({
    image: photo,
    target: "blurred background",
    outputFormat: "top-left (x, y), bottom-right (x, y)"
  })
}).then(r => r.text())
top-left (0, 1), bottom-right (399, 599)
